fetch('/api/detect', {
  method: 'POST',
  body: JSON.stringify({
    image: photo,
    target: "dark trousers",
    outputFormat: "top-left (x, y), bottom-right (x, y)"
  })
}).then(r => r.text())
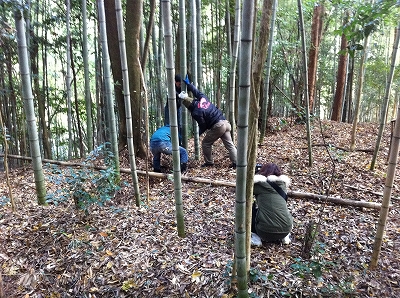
top-left (251, 202), bottom-right (257, 233)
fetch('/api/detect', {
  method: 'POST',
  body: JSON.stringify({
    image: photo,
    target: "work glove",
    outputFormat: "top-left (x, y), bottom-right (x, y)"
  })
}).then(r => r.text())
top-left (178, 91), bottom-right (188, 99)
top-left (183, 74), bottom-right (190, 85)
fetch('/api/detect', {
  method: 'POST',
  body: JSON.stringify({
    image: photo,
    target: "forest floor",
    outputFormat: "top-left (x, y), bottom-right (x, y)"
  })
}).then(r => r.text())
top-left (0, 118), bottom-right (399, 297)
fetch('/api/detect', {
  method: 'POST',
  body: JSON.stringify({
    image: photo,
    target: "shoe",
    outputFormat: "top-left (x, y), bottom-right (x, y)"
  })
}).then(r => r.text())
top-left (229, 163), bottom-right (236, 169)
top-left (201, 163), bottom-right (214, 167)
top-left (181, 163), bottom-right (187, 172)
top-left (251, 232), bottom-right (262, 246)
top-left (281, 234), bottom-right (291, 245)
top-left (154, 168), bottom-right (161, 173)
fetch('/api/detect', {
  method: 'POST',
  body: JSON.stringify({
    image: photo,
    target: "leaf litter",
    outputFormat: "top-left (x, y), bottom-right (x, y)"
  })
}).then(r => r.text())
top-left (0, 119), bottom-right (399, 297)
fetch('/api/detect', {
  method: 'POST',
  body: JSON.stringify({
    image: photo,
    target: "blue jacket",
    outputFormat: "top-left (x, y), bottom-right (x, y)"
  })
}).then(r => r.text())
top-left (150, 125), bottom-right (171, 143)
top-left (186, 83), bottom-right (225, 135)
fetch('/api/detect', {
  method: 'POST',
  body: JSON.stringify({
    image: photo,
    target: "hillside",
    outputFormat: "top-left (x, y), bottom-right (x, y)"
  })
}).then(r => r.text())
top-left (0, 119), bottom-right (399, 297)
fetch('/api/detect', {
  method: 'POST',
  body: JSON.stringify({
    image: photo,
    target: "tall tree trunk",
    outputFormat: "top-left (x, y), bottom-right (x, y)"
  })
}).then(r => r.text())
top-left (246, 0), bottom-right (273, 272)
top-left (70, 42), bottom-right (84, 158)
top-left (350, 36), bottom-right (369, 150)
top-left (41, 2), bottom-right (50, 157)
top-left (179, 0), bottom-right (189, 149)
top-left (14, 3), bottom-right (47, 204)
top-left (66, 0), bottom-right (73, 159)
top-left (370, 24), bottom-right (399, 170)
top-left (259, 0), bottom-right (277, 143)
top-left (190, 0), bottom-right (200, 160)
top-left (331, 24), bottom-right (348, 122)
top-left (307, 4), bottom-right (324, 113)
top-left (152, 24), bottom-right (163, 129)
top-left (30, 16), bottom-right (51, 160)
top-left (298, 0), bottom-right (313, 167)
top-left (370, 50), bottom-right (400, 267)
top-left (342, 56), bottom-right (354, 123)
top-left (141, 0), bottom-right (156, 70)
top-left (98, 0), bottom-right (120, 180)
top-left (82, 0), bottom-right (94, 154)
top-left (104, 0), bottom-right (126, 148)
top-left (94, 30), bottom-right (105, 145)
top-left (235, 1), bottom-right (254, 296)
top-left (196, 0), bottom-right (202, 89)
top-left (126, 0), bottom-right (147, 158)
top-left (115, 0), bottom-right (141, 206)
top-left (161, 0), bottom-right (185, 238)
top-left (228, 0), bottom-right (240, 143)
top-left (5, 45), bottom-right (20, 156)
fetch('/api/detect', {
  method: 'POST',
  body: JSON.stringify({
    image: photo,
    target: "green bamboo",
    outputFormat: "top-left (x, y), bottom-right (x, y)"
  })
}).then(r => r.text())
top-left (161, 0), bottom-right (185, 238)
top-left (228, 0), bottom-right (240, 143)
top-left (82, 0), bottom-right (94, 153)
top-left (115, 0), bottom-right (141, 206)
top-left (179, 0), bottom-right (189, 149)
top-left (14, 3), bottom-right (47, 205)
top-left (370, 22), bottom-right (399, 170)
top-left (97, 0), bottom-right (120, 181)
top-left (259, 0), bottom-right (277, 143)
top-left (297, 0), bottom-right (313, 166)
top-left (235, 0), bottom-right (255, 296)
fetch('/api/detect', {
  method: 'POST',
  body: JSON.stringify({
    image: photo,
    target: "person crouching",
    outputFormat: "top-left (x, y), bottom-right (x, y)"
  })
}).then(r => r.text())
top-left (150, 125), bottom-right (188, 173)
top-left (251, 163), bottom-right (293, 245)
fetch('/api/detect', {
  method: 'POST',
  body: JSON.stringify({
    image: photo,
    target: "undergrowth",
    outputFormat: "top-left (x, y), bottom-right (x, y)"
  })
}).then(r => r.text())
top-left (45, 143), bottom-right (122, 214)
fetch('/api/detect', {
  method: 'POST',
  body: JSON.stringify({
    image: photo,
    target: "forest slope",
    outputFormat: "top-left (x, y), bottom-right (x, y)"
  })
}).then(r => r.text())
top-left (0, 119), bottom-right (399, 297)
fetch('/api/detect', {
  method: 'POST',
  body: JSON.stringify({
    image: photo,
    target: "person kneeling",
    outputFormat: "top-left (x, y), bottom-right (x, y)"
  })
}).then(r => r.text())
top-left (251, 163), bottom-right (293, 246)
top-left (150, 125), bottom-right (188, 173)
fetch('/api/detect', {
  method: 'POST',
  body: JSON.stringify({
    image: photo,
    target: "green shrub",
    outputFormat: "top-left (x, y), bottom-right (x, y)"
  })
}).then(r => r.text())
top-left (45, 143), bottom-right (121, 213)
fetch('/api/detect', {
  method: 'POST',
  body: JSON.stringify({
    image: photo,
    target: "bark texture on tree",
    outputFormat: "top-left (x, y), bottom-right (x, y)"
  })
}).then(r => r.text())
top-left (126, 0), bottom-right (147, 158)
top-left (142, 0), bottom-right (156, 70)
top-left (307, 4), bottom-right (324, 113)
top-left (104, 0), bottom-right (126, 148)
top-left (331, 32), bottom-right (348, 122)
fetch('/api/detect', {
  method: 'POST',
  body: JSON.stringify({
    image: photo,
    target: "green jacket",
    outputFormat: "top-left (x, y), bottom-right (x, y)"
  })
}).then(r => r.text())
top-left (253, 174), bottom-right (293, 239)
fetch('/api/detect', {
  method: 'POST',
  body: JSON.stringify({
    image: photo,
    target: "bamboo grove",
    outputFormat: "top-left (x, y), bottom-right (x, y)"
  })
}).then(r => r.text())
top-left (0, 0), bottom-right (398, 163)
top-left (1, 1), bottom-right (400, 296)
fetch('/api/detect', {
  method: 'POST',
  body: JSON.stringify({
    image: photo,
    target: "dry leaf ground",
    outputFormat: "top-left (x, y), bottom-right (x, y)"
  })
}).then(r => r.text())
top-left (0, 119), bottom-right (399, 297)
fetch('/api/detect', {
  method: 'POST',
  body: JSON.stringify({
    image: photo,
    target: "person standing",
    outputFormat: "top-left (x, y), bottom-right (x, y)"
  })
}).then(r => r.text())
top-left (178, 75), bottom-right (237, 168)
top-left (251, 163), bottom-right (293, 245)
top-left (150, 125), bottom-right (188, 173)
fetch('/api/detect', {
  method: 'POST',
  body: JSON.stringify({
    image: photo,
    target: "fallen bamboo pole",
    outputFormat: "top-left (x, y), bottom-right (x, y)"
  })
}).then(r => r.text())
top-left (1, 154), bottom-right (385, 210)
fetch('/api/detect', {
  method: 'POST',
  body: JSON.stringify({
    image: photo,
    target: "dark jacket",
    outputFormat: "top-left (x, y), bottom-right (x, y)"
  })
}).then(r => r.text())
top-left (253, 174), bottom-right (293, 239)
top-left (165, 85), bottom-right (182, 110)
top-left (164, 85), bottom-right (182, 121)
top-left (186, 83), bottom-right (225, 135)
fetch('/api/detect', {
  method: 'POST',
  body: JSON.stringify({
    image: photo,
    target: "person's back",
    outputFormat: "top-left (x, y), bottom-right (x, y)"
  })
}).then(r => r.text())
top-left (150, 125), bottom-right (171, 144)
top-left (252, 163), bottom-right (293, 243)
top-left (179, 75), bottom-right (237, 168)
top-left (150, 125), bottom-right (188, 173)
top-left (184, 83), bottom-right (225, 135)
top-left (253, 174), bottom-right (292, 234)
